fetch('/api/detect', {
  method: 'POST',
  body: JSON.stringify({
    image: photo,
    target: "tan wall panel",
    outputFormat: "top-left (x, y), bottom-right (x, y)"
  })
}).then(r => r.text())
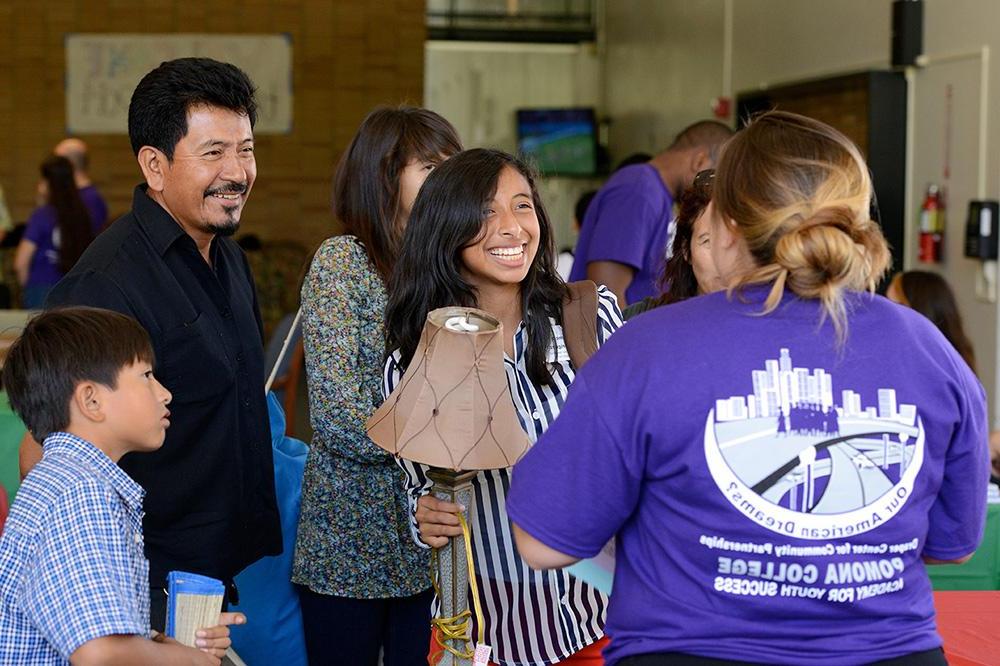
top-left (0, 0), bottom-right (425, 257)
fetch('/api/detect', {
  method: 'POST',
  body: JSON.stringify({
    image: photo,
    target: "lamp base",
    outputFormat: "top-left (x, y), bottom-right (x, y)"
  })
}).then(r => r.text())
top-left (427, 468), bottom-right (479, 666)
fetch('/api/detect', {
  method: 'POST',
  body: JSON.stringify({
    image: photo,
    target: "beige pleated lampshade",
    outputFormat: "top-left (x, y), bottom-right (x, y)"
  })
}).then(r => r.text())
top-left (367, 306), bottom-right (530, 471)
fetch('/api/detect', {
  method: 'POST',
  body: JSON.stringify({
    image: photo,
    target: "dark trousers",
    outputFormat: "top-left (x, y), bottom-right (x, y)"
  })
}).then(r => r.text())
top-left (619, 647), bottom-right (947, 666)
top-left (296, 584), bottom-right (434, 666)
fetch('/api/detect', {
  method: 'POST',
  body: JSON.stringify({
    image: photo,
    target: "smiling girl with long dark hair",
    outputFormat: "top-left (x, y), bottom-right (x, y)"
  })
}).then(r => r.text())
top-left (384, 148), bottom-right (623, 666)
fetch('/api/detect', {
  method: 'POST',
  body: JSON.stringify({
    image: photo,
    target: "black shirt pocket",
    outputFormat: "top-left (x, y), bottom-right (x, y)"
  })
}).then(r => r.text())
top-left (155, 312), bottom-right (234, 404)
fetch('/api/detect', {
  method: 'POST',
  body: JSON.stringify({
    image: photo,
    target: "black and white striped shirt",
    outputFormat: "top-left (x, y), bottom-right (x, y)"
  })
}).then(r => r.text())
top-left (383, 287), bottom-right (623, 666)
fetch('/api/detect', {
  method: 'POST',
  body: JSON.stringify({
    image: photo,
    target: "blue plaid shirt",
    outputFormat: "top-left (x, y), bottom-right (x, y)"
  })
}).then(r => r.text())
top-left (0, 432), bottom-right (150, 663)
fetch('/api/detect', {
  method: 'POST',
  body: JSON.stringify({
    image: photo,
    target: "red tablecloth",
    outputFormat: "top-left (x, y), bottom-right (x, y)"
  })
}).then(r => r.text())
top-left (934, 591), bottom-right (1000, 666)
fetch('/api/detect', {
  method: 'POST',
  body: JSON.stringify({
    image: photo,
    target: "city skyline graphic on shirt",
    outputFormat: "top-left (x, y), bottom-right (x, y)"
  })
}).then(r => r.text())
top-left (709, 348), bottom-right (923, 515)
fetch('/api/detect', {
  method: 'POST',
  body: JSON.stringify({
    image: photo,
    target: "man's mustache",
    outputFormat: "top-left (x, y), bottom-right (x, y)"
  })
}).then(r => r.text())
top-left (204, 183), bottom-right (249, 197)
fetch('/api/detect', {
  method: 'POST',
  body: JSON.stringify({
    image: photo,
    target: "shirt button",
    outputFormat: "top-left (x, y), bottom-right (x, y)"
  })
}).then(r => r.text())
top-left (134, 533), bottom-right (142, 544)
top-left (236, 352), bottom-right (244, 363)
top-left (222, 307), bottom-right (232, 318)
top-left (532, 411), bottom-right (540, 420)
top-left (243, 397), bottom-right (251, 407)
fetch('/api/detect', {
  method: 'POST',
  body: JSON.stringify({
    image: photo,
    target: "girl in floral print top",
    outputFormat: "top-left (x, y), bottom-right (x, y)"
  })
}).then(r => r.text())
top-left (291, 106), bottom-right (461, 666)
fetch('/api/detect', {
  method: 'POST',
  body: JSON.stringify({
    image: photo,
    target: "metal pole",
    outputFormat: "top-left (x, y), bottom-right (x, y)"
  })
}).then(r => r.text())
top-left (427, 468), bottom-right (479, 666)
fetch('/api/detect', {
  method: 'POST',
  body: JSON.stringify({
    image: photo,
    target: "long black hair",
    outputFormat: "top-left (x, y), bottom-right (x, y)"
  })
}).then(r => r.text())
top-left (386, 148), bottom-right (566, 386)
top-left (41, 155), bottom-right (93, 274)
top-left (333, 106), bottom-right (462, 282)
top-left (897, 270), bottom-right (977, 374)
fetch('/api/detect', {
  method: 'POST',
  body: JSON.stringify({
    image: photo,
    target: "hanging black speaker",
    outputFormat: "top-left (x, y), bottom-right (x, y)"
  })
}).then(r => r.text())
top-left (891, 0), bottom-right (924, 67)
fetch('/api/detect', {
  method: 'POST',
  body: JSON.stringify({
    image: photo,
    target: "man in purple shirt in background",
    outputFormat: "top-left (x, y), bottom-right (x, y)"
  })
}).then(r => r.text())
top-left (55, 138), bottom-right (109, 233)
top-left (569, 120), bottom-right (732, 306)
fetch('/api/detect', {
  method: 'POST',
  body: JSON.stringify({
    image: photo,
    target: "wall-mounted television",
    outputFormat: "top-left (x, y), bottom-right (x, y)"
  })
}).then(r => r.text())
top-left (516, 107), bottom-right (597, 176)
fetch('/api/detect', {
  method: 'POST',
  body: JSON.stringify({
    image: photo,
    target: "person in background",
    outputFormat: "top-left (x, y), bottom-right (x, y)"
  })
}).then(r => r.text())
top-left (292, 106), bottom-right (462, 666)
top-left (992, 431), bottom-right (1000, 484)
top-left (54, 137), bottom-right (109, 232)
top-left (15, 156), bottom-right (94, 308)
top-left (569, 120), bottom-right (733, 307)
top-left (385, 148), bottom-right (623, 666)
top-left (623, 168), bottom-right (723, 319)
top-left (885, 270), bottom-right (1000, 484)
top-left (509, 111), bottom-right (987, 666)
top-left (0, 183), bottom-right (12, 243)
top-left (557, 189), bottom-right (597, 281)
top-left (885, 270), bottom-right (976, 373)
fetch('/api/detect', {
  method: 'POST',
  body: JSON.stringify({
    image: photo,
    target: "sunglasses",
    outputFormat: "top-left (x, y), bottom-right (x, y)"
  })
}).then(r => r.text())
top-left (693, 168), bottom-right (715, 195)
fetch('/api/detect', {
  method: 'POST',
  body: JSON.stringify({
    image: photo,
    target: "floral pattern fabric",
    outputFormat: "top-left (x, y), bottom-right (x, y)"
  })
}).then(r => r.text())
top-left (291, 235), bottom-right (430, 598)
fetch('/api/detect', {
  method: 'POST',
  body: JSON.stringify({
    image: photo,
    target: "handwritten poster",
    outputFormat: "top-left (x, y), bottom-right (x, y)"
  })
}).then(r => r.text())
top-left (66, 34), bottom-right (293, 134)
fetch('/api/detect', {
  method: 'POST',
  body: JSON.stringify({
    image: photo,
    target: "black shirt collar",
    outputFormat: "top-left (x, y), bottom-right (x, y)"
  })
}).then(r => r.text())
top-left (132, 184), bottom-right (197, 257)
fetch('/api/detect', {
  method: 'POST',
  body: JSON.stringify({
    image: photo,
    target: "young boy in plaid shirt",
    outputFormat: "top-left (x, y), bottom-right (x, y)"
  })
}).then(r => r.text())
top-left (0, 307), bottom-right (244, 665)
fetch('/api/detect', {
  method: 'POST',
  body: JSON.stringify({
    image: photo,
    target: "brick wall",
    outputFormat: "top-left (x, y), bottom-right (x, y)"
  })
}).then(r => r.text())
top-left (0, 0), bottom-right (426, 253)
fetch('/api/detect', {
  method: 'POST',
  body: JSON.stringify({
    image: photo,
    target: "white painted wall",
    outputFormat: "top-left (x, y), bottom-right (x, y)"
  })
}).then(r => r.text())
top-left (604, 0), bottom-right (726, 161)
top-left (730, 0), bottom-right (892, 91)
top-left (424, 40), bottom-right (605, 249)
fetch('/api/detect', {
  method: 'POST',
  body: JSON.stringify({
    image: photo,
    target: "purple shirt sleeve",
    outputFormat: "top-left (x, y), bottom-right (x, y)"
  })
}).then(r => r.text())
top-left (80, 186), bottom-right (109, 232)
top-left (508, 371), bottom-right (642, 559)
top-left (23, 207), bottom-right (55, 245)
top-left (584, 181), bottom-right (660, 271)
top-left (922, 362), bottom-right (989, 560)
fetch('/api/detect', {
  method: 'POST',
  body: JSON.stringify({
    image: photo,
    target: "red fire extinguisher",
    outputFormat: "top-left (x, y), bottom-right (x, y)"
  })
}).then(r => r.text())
top-left (918, 184), bottom-right (944, 263)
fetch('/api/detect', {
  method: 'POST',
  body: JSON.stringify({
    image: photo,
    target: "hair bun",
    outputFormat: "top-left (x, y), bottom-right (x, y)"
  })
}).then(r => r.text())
top-left (794, 206), bottom-right (858, 239)
top-left (774, 206), bottom-right (881, 297)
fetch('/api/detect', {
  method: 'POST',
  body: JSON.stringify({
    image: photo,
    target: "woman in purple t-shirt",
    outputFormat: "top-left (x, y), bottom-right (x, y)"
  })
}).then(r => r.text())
top-left (15, 156), bottom-right (94, 308)
top-left (508, 111), bottom-right (988, 665)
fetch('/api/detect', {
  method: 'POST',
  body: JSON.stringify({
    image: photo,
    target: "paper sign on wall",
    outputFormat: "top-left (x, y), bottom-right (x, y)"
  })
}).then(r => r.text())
top-left (65, 34), bottom-right (293, 134)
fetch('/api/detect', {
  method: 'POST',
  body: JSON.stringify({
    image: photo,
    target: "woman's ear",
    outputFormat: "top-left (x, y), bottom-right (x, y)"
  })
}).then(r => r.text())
top-left (137, 146), bottom-right (168, 193)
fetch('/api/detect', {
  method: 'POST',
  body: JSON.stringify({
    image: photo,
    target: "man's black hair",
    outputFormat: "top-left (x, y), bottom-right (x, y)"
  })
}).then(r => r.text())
top-left (127, 57), bottom-right (258, 160)
top-left (1, 307), bottom-right (154, 441)
top-left (574, 189), bottom-right (598, 225)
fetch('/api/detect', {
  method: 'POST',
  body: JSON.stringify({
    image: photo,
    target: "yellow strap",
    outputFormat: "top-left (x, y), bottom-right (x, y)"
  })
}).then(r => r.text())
top-left (430, 512), bottom-right (486, 662)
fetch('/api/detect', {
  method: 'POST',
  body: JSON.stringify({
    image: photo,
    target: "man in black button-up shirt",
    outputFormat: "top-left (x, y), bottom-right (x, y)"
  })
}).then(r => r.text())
top-left (22, 58), bottom-right (281, 629)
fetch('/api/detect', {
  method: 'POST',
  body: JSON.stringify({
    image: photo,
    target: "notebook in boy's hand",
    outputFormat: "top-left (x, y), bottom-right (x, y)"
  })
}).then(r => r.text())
top-left (165, 571), bottom-right (225, 647)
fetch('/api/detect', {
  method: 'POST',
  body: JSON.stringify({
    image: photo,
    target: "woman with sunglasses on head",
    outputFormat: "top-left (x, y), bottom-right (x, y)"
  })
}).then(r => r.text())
top-left (623, 169), bottom-right (724, 320)
top-left (384, 148), bottom-right (623, 665)
top-left (509, 111), bottom-right (988, 665)
top-left (291, 106), bottom-right (462, 666)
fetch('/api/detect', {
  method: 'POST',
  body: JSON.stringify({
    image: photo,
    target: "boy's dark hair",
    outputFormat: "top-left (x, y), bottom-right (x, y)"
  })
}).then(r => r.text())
top-left (1, 307), bottom-right (154, 441)
top-left (574, 189), bottom-right (598, 225)
top-left (128, 57), bottom-right (258, 160)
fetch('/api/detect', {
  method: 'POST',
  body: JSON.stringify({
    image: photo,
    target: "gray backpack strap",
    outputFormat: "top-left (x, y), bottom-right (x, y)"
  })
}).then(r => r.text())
top-left (562, 280), bottom-right (600, 370)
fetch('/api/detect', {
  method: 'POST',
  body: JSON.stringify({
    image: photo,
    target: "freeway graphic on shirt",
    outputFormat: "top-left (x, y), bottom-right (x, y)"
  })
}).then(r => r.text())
top-left (703, 348), bottom-right (925, 539)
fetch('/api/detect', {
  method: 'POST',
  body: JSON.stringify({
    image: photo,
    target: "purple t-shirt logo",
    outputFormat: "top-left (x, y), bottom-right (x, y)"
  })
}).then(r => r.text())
top-left (704, 346), bottom-right (925, 603)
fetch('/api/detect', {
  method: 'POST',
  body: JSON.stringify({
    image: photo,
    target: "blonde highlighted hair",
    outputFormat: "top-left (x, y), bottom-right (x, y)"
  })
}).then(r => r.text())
top-left (714, 111), bottom-right (891, 340)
